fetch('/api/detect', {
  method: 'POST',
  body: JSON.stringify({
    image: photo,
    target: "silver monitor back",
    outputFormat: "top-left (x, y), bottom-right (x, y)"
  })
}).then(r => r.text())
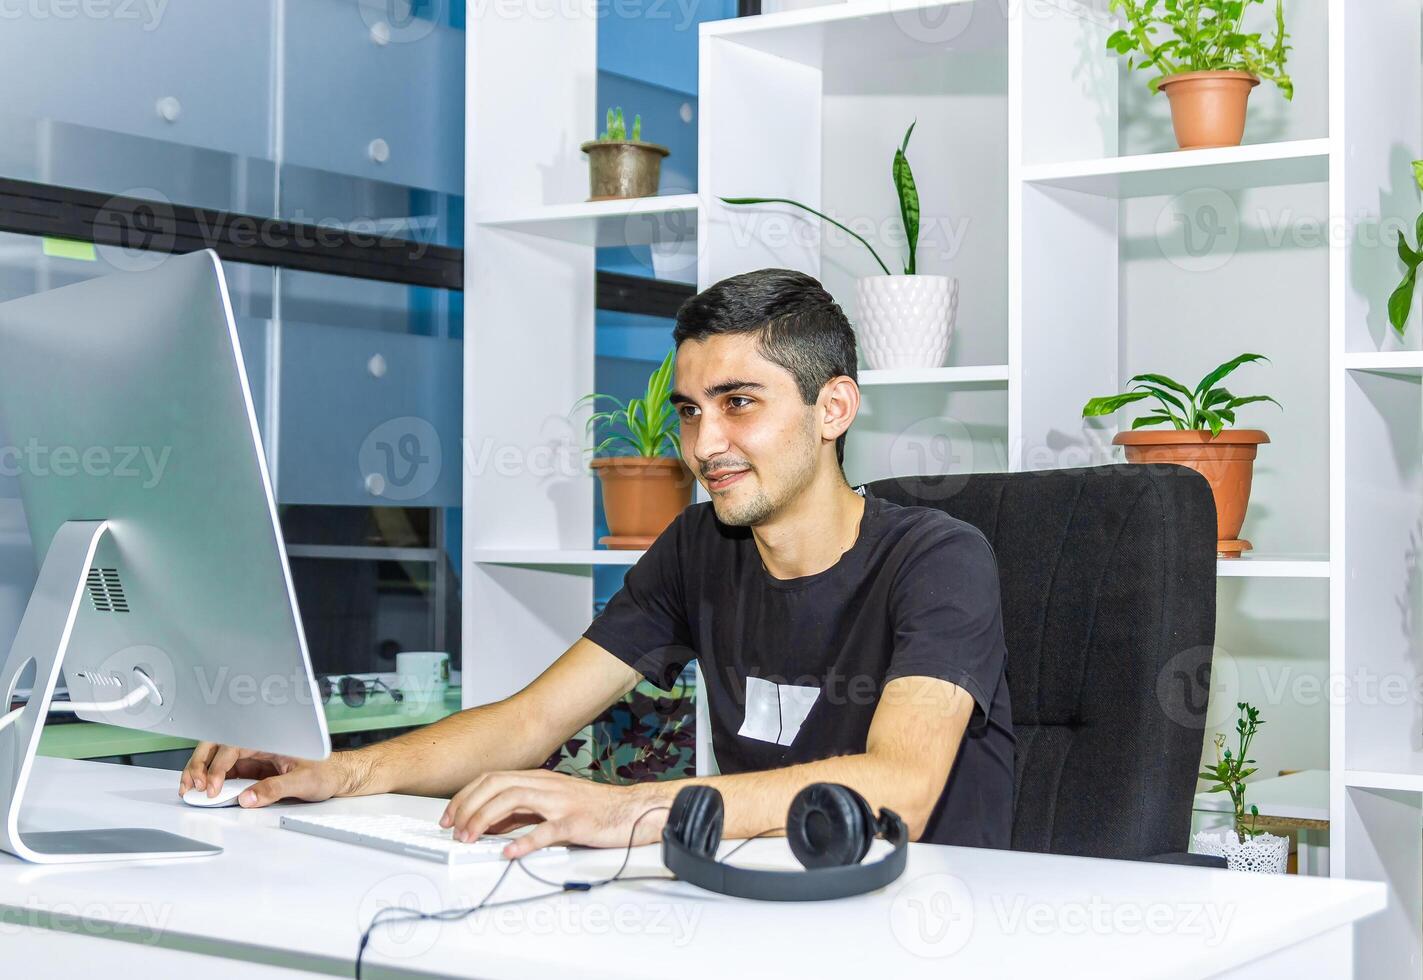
top-left (0, 249), bottom-right (329, 760)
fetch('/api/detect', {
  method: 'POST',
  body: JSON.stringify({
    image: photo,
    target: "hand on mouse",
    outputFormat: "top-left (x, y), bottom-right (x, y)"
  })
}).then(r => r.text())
top-left (178, 742), bottom-right (359, 808)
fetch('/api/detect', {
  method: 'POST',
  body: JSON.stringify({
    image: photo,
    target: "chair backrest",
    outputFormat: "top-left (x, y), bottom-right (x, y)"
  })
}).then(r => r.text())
top-left (866, 463), bottom-right (1217, 860)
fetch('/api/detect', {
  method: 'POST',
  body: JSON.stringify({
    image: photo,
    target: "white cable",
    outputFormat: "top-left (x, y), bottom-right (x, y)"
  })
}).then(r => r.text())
top-left (0, 676), bottom-right (159, 735)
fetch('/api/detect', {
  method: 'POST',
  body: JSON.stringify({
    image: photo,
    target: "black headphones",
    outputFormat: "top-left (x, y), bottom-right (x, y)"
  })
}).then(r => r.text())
top-left (661, 782), bottom-right (908, 901)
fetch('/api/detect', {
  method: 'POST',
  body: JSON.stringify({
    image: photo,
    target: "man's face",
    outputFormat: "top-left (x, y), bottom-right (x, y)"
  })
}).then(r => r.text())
top-left (670, 334), bottom-right (821, 527)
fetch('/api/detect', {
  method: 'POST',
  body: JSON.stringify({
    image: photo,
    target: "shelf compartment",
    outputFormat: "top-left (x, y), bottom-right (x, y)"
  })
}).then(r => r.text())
top-left (1342, 368), bottom-right (1423, 776)
top-left (1020, 138), bottom-right (1331, 199)
top-left (858, 364), bottom-right (1009, 386)
top-left (473, 193), bottom-right (698, 247)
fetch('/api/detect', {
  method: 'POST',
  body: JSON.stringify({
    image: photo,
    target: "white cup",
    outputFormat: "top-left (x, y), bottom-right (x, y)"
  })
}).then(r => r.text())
top-left (396, 652), bottom-right (450, 713)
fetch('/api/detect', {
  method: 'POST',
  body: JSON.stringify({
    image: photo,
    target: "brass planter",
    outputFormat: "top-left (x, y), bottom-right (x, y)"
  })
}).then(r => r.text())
top-left (580, 140), bottom-right (670, 201)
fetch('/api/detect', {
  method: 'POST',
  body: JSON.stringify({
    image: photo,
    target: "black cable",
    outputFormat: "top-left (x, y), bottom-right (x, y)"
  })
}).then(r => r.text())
top-left (716, 825), bottom-right (784, 863)
top-left (354, 805), bottom-right (670, 979)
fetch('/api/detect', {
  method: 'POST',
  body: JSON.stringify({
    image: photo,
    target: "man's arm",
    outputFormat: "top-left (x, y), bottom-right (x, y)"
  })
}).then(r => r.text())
top-left (180, 637), bottom-right (641, 805)
top-left (443, 674), bottom-right (974, 857)
top-left (345, 638), bottom-right (643, 798)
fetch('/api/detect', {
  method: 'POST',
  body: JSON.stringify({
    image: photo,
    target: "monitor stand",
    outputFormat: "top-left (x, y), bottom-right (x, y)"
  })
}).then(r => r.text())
top-left (0, 520), bottom-right (220, 863)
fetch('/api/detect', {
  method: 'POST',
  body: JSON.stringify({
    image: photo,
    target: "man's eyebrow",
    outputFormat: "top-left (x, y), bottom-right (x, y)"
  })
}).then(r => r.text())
top-left (668, 380), bottom-right (767, 406)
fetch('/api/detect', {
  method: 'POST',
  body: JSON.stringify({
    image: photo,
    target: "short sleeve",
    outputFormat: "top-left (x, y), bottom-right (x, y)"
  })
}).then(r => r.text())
top-left (581, 510), bottom-right (694, 689)
top-left (884, 521), bottom-right (1007, 735)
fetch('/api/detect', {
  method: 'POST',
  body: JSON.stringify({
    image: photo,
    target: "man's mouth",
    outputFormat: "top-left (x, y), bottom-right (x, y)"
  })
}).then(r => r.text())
top-left (706, 469), bottom-right (749, 491)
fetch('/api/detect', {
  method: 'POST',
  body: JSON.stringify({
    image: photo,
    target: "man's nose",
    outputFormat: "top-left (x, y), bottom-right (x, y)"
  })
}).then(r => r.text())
top-left (691, 413), bottom-right (730, 465)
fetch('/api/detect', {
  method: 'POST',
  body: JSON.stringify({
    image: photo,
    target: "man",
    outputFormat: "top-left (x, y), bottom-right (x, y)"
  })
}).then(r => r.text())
top-left (180, 268), bottom-right (1015, 858)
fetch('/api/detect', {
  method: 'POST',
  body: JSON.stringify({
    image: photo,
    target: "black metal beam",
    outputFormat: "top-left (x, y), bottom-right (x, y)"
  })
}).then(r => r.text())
top-left (596, 271), bottom-right (695, 319)
top-left (0, 178), bottom-right (691, 318)
top-left (0, 177), bottom-right (463, 291)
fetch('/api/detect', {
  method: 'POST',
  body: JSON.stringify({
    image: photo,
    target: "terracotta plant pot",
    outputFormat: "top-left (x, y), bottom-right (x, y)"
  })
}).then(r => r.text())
top-left (1113, 429), bottom-right (1270, 556)
top-left (580, 140), bottom-right (669, 201)
top-left (591, 456), bottom-right (694, 550)
top-left (1158, 70), bottom-right (1260, 150)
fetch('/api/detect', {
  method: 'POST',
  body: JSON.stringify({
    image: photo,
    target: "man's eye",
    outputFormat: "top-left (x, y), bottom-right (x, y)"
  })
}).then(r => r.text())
top-left (727, 396), bottom-right (752, 409)
top-left (678, 406), bottom-right (698, 420)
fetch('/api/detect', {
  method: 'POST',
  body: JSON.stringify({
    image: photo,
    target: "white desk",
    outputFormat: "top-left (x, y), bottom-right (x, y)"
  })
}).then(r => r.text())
top-left (2, 758), bottom-right (1386, 979)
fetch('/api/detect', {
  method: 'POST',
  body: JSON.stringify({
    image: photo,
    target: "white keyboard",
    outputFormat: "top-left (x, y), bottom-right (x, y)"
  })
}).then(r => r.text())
top-left (279, 812), bottom-right (564, 866)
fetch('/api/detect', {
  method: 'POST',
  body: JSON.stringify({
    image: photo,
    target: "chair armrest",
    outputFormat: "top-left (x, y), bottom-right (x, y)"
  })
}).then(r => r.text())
top-left (1143, 851), bottom-right (1228, 869)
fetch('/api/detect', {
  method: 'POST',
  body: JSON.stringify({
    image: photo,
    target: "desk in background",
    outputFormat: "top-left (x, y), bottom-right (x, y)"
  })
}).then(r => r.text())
top-left (1193, 770), bottom-right (1329, 876)
top-left (36, 689), bottom-right (464, 761)
top-left (1, 758), bottom-right (1386, 978)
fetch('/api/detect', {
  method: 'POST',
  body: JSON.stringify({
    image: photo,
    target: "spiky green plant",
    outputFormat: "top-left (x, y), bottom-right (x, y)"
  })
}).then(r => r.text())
top-left (720, 120), bottom-right (922, 276)
top-left (1106, 0), bottom-right (1293, 98)
top-left (1082, 353), bottom-right (1280, 437)
top-left (597, 106), bottom-right (643, 142)
top-left (573, 348), bottom-right (680, 459)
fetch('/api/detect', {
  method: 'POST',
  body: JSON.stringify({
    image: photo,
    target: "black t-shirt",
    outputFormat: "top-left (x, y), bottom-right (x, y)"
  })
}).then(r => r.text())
top-left (581, 484), bottom-right (1014, 849)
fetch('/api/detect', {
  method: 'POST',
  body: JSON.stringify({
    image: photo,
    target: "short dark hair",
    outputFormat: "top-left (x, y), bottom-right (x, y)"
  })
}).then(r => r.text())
top-left (672, 268), bottom-right (857, 467)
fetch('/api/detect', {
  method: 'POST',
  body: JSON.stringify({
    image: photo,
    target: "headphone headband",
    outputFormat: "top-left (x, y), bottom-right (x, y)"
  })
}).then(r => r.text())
top-left (661, 789), bottom-right (908, 902)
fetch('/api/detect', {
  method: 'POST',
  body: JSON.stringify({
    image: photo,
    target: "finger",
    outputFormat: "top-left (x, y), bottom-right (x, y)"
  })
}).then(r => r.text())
top-left (238, 771), bottom-right (307, 808)
top-left (455, 788), bottom-right (546, 843)
top-left (205, 745), bottom-right (241, 797)
top-left (486, 813), bottom-right (545, 835)
top-left (441, 773), bottom-right (539, 829)
top-left (231, 756), bottom-right (279, 780)
top-left (503, 819), bottom-right (569, 860)
top-left (179, 742), bottom-right (218, 795)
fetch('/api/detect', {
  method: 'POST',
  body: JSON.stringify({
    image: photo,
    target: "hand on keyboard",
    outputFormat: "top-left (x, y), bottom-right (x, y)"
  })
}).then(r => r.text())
top-left (441, 768), bottom-right (669, 859)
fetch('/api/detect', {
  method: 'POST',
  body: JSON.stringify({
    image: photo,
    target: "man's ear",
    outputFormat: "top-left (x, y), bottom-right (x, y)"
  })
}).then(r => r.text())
top-left (819, 376), bottom-right (860, 445)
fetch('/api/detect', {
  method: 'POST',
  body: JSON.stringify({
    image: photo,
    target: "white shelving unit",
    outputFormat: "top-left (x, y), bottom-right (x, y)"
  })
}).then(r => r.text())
top-left (468, 1), bottom-right (1421, 967)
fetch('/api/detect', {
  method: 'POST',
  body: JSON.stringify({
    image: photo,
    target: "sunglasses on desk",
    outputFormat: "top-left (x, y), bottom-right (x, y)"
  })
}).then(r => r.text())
top-left (317, 675), bottom-right (403, 708)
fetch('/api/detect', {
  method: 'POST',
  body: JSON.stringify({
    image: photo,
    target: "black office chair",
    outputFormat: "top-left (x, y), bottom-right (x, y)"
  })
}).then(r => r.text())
top-left (868, 463), bottom-right (1224, 867)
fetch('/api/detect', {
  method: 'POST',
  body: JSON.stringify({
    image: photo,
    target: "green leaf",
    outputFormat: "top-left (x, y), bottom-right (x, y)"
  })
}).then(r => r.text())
top-left (1413, 160), bottom-right (1423, 194)
top-left (1131, 413), bottom-right (1176, 430)
top-left (1224, 394), bottom-right (1282, 412)
top-left (1128, 372), bottom-right (1195, 402)
top-left (1193, 353), bottom-right (1269, 400)
top-left (1389, 266), bottom-right (1417, 337)
top-left (893, 121), bottom-right (921, 275)
top-left (1136, 383), bottom-right (1191, 420)
top-left (1400, 232), bottom-right (1420, 269)
top-left (1082, 391), bottom-right (1152, 416)
top-left (1199, 408), bottom-right (1225, 437)
top-left (719, 196), bottom-right (893, 276)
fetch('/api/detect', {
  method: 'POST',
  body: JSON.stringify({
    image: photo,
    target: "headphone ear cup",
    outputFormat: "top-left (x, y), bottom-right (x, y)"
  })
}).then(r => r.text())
top-left (667, 785), bottom-right (725, 860)
top-left (786, 783), bottom-right (876, 870)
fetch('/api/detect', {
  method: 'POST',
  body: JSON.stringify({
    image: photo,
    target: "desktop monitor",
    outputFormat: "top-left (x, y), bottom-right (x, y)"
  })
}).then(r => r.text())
top-left (0, 249), bottom-right (330, 862)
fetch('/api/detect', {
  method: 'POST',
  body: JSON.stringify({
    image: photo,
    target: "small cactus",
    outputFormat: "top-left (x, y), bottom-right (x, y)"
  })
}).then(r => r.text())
top-left (598, 106), bottom-right (645, 142)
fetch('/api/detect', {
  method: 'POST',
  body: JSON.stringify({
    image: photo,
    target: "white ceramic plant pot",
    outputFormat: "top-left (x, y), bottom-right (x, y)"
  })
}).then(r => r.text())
top-left (1191, 828), bottom-right (1289, 874)
top-left (855, 274), bottom-right (959, 371)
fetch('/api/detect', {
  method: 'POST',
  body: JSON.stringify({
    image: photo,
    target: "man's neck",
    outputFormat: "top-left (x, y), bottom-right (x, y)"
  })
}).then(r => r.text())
top-left (752, 475), bottom-right (867, 581)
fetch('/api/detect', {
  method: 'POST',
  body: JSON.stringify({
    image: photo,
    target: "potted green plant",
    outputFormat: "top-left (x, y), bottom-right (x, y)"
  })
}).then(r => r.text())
top-left (573, 349), bottom-right (692, 550)
top-left (1106, 0), bottom-right (1293, 150)
top-left (580, 107), bottom-right (669, 202)
top-left (1191, 703), bottom-right (1289, 874)
top-left (720, 121), bottom-right (958, 371)
top-left (1082, 353), bottom-right (1280, 556)
top-left (1388, 160), bottom-right (1423, 338)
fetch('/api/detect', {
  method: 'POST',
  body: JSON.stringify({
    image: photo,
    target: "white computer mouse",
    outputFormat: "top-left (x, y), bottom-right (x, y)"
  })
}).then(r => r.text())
top-left (182, 778), bottom-right (257, 808)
